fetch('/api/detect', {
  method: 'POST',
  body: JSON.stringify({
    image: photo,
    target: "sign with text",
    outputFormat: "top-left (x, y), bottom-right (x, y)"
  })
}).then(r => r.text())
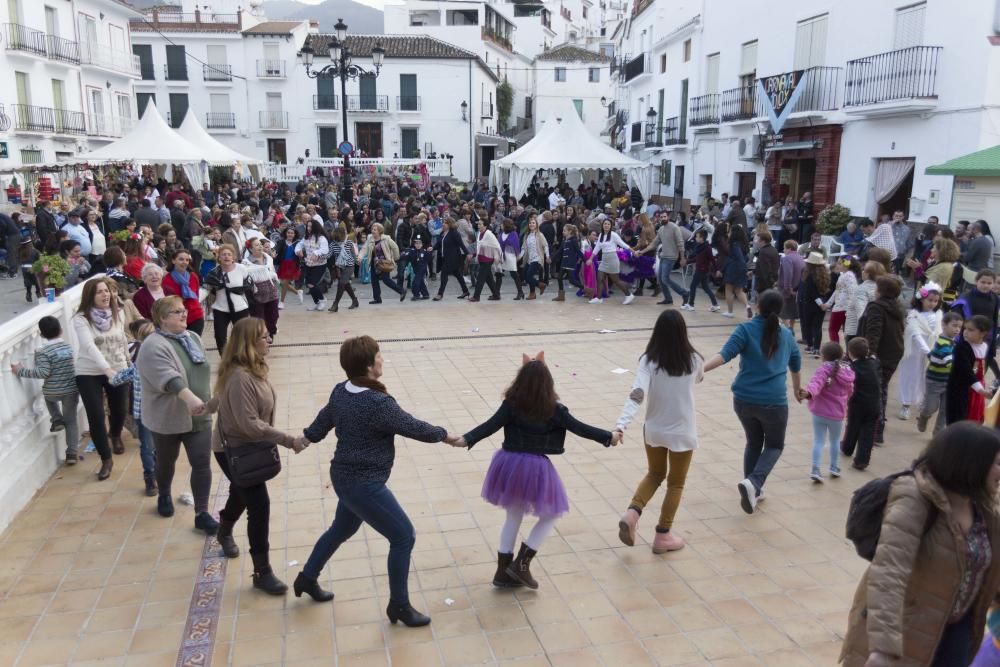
top-left (757, 69), bottom-right (805, 134)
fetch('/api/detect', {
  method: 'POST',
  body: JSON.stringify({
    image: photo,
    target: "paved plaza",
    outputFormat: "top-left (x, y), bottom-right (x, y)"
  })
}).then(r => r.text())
top-left (0, 287), bottom-right (926, 666)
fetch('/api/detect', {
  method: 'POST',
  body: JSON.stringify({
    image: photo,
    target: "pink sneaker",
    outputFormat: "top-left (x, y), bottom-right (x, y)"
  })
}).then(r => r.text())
top-left (618, 508), bottom-right (640, 547)
top-left (652, 531), bottom-right (685, 554)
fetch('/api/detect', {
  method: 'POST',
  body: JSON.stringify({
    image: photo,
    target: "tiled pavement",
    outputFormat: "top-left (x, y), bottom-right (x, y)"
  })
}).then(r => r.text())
top-left (0, 283), bottom-right (927, 666)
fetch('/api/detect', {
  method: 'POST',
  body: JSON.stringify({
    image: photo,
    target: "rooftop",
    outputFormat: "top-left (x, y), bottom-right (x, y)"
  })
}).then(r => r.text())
top-left (305, 33), bottom-right (480, 60)
top-left (242, 20), bottom-right (305, 35)
top-left (926, 144), bottom-right (1000, 178)
top-left (535, 43), bottom-right (611, 63)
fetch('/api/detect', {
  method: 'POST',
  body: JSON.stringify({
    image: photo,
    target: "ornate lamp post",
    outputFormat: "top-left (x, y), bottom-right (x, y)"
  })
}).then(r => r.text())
top-left (299, 18), bottom-right (385, 207)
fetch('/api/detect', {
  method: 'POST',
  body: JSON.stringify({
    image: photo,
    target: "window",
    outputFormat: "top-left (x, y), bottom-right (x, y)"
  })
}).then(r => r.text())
top-left (794, 13), bottom-right (828, 69)
top-left (660, 53), bottom-right (666, 72)
top-left (683, 39), bottom-right (691, 62)
top-left (573, 99), bottom-right (583, 119)
top-left (894, 2), bottom-right (926, 49)
top-left (525, 96), bottom-right (533, 118)
top-left (318, 126), bottom-right (338, 157)
top-left (116, 94), bottom-right (130, 120)
top-left (600, 43), bottom-right (614, 58)
top-left (445, 9), bottom-right (478, 25)
top-left (14, 71), bottom-right (29, 106)
top-left (661, 159), bottom-right (672, 185)
top-left (740, 40), bottom-right (758, 74)
top-left (588, 67), bottom-right (600, 82)
top-left (705, 53), bottom-right (720, 94)
top-left (401, 127), bottom-right (419, 158)
top-left (165, 44), bottom-right (187, 81)
top-left (554, 67), bottom-right (566, 82)
top-left (359, 74), bottom-right (377, 109)
top-left (399, 73), bottom-right (418, 110)
top-left (168, 92), bottom-right (188, 127)
top-left (133, 44), bottom-right (154, 80)
top-left (582, 5), bottom-right (587, 18)
top-left (20, 149), bottom-right (42, 164)
top-left (136, 92), bottom-right (155, 117)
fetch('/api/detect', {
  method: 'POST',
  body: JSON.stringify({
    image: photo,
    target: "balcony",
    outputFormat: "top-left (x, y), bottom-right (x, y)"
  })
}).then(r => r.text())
top-left (643, 122), bottom-right (661, 148)
top-left (720, 84), bottom-right (761, 123)
top-left (313, 95), bottom-right (339, 110)
top-left (86, 115), bottom-right (134, 139)
top-left (689, 93), bottom-right (719, 126)
top-left (662, 116), bottom-right (686, 145)
top-left (46, 35), bottom-right (80, 64)
top-left (844, 45), bottom-right (942, 113)
top-left (346, 95), bottom-right (389, 112)
top-left (206, 112), bottom-right (236, 129)
top-left (12, 104), bottom-right (85, 135)
top-left (3, 23), bottom-right (47, 57)
top-left (481, 101), bottom-right (494, 118)
top-left (622, 53), bottom-right (650, 82)
top-left (79, 41), bottom-right (141, 77)
top-left (163, 63), bottom-right (189, 81)
top-left (130, 10), bottom-right (241, 33)
top-left (397, 96), bottom-right (421, 112)
top-left (259, 110), bottom-right (288, 130)
top-left (257, 60), bottom-right (286, 78)
top-left (779, 66), bottom-right (841, 115)
top-left (203, 64), bottom-right (232, 82)
top-left (481, 26), bottom-right (513, 52)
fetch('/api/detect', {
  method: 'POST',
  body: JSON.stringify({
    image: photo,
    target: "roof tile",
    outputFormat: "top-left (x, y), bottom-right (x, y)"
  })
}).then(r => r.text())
top-left (534, 44), bottom-right (610, 63)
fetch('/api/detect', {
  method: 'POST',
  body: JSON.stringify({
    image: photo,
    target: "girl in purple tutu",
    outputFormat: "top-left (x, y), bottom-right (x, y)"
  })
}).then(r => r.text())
top-left (460, 352), bottom-right (621, 590)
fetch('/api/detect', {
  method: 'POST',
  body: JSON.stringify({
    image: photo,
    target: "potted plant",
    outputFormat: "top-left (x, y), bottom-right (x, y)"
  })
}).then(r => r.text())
top-left (31, 253), bottom-right (71, 294)
top-left (110, 229), bottom-right (132, 248)
top-left (815, 203), bottom-right (852, 236)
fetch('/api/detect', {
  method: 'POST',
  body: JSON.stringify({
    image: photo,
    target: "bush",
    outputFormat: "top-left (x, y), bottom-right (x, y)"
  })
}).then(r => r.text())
top-left (816, 203), bottom-right (852, 235)
top-left (32, 253), bottom-right (71, 289)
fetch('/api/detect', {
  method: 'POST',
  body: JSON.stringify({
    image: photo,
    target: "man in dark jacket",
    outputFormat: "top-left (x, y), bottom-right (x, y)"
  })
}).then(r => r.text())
top-left (34, 200), bottom-right (57, 248)
top-left (859, 275), bottom-right (906, 443)
top-left (170, 200), bottom-right (187, 243)
top-left (754, 232), bottom-right (780, 292)
top-left (0, 212), bottom-right (19, 276)
top-left (725, 197), bottom-right (748, 229)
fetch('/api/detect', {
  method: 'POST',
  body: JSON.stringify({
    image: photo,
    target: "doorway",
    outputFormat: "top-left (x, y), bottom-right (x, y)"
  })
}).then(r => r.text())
top-left (267, 138), bottom-right (287, 164)
top-left (672, 165), bottom-right (685, 214)
top-left (318, 127), bottom-right (338, 158)
top-left (355, 122), bottom-right (382, 157)
top-left (736, 172), bottom-right (756, 202)
top-left (480, 145), bottom-right (496, 178)
top-left (878, 168), bottom-right (914, 220)
top-left (699, 174), bottom-right (713, 202)
top-left (775, 158), bottom-right (816, 204)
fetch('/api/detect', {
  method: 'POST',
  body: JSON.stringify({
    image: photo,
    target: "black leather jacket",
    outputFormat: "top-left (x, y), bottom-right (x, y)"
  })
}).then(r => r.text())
top-left (463, 400), bottom-right (612, 455)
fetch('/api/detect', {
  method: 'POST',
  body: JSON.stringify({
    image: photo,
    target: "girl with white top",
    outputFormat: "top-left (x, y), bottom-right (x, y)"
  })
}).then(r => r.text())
top-left (821, 257), bottom-right (861, 343)
top-left (243, 238), bottom-right (280, 341)
top-left (615, 310), bottom-right (703, 553)
top-left (298, 220), bottom-right (330, 311)
top-left (897, 282), bottom-right (944, 420)
top-left (73, 277), bottom-right (130, 481)
top-left (519, 218), bottom-right (550, 300)
top-left (591, 218), bottom-right (635, 305)
top-left (86, 209), bottom-right (107, 271)
top-left (204, 244), bottom-right (250, 353)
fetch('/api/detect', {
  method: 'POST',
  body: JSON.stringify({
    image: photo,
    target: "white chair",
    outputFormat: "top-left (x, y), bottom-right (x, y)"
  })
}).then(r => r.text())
top-left (821, 235), bottom-right (844, 262)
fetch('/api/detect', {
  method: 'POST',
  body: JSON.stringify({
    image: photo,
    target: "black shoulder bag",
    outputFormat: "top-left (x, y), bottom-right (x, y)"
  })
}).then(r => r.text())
top-left (220, 426), bottom-right (281, 487)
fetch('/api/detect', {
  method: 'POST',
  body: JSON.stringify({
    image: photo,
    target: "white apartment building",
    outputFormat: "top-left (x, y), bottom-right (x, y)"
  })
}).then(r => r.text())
top-left (614, 0), bottom-right (1000, 225)
top-left (532, 44), bottom-right (611, 138)
top-left (0, 0), bottom-right (140, 172)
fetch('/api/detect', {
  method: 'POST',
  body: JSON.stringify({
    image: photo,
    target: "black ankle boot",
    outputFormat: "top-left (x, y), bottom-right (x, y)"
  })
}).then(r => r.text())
top-left (293, 572), bottom-right (334, 602)
top-left (506, 543), bottom-right (539, 590)
top-left (251, 553), bottom-right (287, 595)
top-left (386, 601), bottom-right (430, 627)
top-left (492, 552), bottom-right (523, 588)
top-left (216, 518), bottom-right (239, 558)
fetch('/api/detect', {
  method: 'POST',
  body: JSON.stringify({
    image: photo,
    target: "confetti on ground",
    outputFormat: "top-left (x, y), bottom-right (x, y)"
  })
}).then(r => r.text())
top-left (611, 368), bottom-right (630, 374)
top-left (598, 329), bottom-right (617, 334)
top-left (444, 598), bottom-right (455, 606)
top-left (288, 560), bottom-right (299, 567)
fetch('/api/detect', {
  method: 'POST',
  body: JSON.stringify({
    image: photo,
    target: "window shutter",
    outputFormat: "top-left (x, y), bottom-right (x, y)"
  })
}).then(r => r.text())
top-left (794, 14), bottom-right (828, 69)
top-left (705, 53), bottom-right (720, 93)
top-left (894, 3), bottom-right (926, 49)
top-left (740, 41), bottom-right (758, 75)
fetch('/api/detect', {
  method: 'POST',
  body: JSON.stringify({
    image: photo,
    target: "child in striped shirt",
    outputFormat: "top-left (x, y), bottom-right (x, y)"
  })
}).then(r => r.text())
top-left (917, 312), bottom-right (963, 434)
top-left (11, 316), bottom-right (80, 465)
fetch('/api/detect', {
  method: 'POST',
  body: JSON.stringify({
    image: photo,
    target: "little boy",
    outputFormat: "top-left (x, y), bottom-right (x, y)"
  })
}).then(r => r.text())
top-left (11, 316), bottom-right (80, 465)
top-left (840, 337), bottom-right (881, 471)
top-left (400, 237), bottom-right (432, 301)
top-left (682, 228), bottom-right (719, 311)
top-left (917, 311), bottom-right (962, 434)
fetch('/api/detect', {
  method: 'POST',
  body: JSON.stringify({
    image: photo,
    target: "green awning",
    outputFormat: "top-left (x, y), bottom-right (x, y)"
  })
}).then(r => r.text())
top-left (926, 145), bottom-right (1000, 177)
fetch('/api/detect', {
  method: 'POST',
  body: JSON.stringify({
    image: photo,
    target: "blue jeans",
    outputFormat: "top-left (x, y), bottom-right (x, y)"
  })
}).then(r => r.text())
top-left (811, 415), bottom-right (842, 474)
top-left (525, 261), bottom-right (542, 292)
top-left (137, 417), bottom-right (156, 481)
top-left (303, 474), bottom-right (416, 604)
top-left (371, 270), bottom-right (402, 301)
top-left (733, 398), bottom-right (789, 493)
top-left (657, 257), bottom-right (689, 302)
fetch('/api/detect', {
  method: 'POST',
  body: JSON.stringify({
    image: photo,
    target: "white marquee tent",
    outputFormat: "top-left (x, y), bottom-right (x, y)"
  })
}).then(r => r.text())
top-left (488, 103), bottom-right (653, 201)
top-left (176, 113), bottom-right (263, 180)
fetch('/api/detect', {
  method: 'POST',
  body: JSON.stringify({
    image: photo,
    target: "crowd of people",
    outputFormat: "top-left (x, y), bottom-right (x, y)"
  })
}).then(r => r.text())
top-left (6, 171), bottom-right (1000, 665)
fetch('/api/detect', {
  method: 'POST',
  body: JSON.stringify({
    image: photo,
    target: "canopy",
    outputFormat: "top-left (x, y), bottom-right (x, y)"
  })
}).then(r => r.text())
top-left (926, 145), bottom-right (1000, 178)
top-left (176, 113), bottom-right (263, 169)
top-left (489, 102), bottom-right (653, 200)
top-left (67, 102), bottom-right (206, 167)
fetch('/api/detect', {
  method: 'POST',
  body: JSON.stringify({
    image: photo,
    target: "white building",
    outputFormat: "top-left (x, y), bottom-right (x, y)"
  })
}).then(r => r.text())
top-left (614, 0), bottom-right (1000, 225)
top-left (532, 44), bottom-right (611, 139)
top-left (0, 0), bottom-right (141, 173)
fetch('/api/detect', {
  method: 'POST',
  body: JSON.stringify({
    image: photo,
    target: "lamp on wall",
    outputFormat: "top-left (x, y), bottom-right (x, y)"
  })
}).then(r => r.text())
top-left (461, 100), bottom-right (468, 122)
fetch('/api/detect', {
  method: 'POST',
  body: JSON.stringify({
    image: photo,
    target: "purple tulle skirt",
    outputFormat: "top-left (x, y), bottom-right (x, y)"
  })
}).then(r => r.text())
top-left (481, 449), bottom-right (569, 517)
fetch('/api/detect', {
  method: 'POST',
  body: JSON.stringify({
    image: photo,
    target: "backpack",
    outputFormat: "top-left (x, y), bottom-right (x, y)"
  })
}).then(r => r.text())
top-left (846, 469), bottom-right (938, 561)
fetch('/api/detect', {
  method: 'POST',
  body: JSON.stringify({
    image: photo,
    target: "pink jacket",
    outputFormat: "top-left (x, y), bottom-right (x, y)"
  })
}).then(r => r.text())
top-left (805, 361), bottom-right (855, 421)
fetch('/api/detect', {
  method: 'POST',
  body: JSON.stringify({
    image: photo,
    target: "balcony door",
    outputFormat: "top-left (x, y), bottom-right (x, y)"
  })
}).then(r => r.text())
top-left (705, 53), bottom-right (720, 94)
top-left (794, 14), bottom-right (828, 70)
top-left (209, 93), bottom-right (230, 128)
top-left (109, 25), bottom-right (125, 54)
top-left (318, 127), bottom-right (338, 157)
top-left (263, 43), bottom-right (280, 75)
top-left (45, 6), bottom-right (58, 36)
top-left (136, 92), bottom-right (155, 118)
top-left (894, 3), bottom-right (926, 49)
top-left (8, 0), bottom-right (19, 24)
top-left (359, 74), bottom-right (377, 110)
top-left (89, 88), bottom-right (105, 134)
top-left (166, 45), bottom-right (187, 81)
top-left (78, 13), bottom-right (97, 47)
top-left (168, 92), bottom-right (188, 128)
top-left (316, 74), bottom-right (336, 109)
top-left (399, 74), bottom-right (417, 111)
top-left (355, 122), bottom-right (382, 157)
top-left (15, 71), bottom-right (30, 106)
top-left (400, 127), bottom-right (418, 158)
top-left (133, 44), bottom-right (154, 80)
top-left (51, 79), bottom-right (65, 132)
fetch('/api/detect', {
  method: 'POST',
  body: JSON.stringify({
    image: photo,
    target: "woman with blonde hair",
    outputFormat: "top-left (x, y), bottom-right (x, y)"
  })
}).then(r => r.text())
top-left (518, 216), bottom-right (549, 299)
top-left (361, 222), bottom-right (402, 304)
top-left (208, 317), bottom-right (306, 593)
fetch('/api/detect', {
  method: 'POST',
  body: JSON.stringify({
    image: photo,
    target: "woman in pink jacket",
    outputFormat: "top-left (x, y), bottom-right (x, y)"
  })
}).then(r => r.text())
top-left (799, 340), bottom-right (855, 482)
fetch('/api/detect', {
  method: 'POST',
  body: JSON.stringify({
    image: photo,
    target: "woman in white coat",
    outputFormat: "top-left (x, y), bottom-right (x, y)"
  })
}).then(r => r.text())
top-left (590, 218), bottom-right (635, 305)
top-left (897, 281), bottom-right (944, 420)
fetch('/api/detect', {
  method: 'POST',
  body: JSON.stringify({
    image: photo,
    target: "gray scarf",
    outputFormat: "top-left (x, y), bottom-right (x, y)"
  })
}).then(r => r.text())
top-left (157, 329), bottom-right (207, 365)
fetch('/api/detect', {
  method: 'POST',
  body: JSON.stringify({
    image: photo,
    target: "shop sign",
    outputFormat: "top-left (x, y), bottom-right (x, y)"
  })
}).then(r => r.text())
top-left (757, 70), bottom-right (805, 134)
top-left (779, 168), bottom-right (792, 185)
top-left (955, 180), bottom-right (976, 190)
top-left (0, 142), bottom-right (8, 159)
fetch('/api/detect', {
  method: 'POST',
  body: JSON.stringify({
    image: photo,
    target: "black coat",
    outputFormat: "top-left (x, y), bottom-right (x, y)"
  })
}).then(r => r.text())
top-left (754, 244), bottom-right (779, 292)
top-left (440, 229), bottom-right (468, 270)
top-left (859, 297), bottom-right (906, 370)
top-left (946, 339), bottom-right (980, 424)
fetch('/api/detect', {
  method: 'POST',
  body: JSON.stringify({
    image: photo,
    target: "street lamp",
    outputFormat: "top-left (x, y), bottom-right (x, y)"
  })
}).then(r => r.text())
top-left (460, 100), bottom-right (468, 122)
top-left (299, 18), bottom-right (385, 208)
top-left (645, 107), bottom-right (657, 146)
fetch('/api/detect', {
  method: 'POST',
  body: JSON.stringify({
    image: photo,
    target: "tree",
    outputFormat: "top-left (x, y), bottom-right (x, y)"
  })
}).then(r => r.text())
top-left (497, 80), bottom-right (513, 133)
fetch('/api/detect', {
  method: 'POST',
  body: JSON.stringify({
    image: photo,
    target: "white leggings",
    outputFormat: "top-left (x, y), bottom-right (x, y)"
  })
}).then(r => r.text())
top-left (499, 507), bottom-right (558, 553)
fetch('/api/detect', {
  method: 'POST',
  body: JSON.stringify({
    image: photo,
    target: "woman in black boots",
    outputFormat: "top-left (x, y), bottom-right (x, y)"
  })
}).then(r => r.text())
top-left (208, 318), bottom-right (306, 594)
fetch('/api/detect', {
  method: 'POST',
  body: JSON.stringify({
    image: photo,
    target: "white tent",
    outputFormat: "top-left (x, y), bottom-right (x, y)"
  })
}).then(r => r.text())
top-left (176, 113), bottom-right (264, 179)
top-left (489, 103), bottom-right (653, 201)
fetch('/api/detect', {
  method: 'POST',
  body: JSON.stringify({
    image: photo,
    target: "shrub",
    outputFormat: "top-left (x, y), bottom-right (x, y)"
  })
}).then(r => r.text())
top-left (816, 203), bottom-right (852, 235)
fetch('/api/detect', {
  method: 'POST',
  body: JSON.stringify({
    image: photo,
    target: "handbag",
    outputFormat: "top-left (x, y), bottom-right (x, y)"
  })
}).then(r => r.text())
top-left (220, 428), bottom-right (281, 487)
top-left (376, 258), bottom-right (395, 273)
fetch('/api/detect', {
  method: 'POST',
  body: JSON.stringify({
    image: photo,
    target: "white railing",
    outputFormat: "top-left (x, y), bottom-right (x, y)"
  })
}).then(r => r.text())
top-left (0, 278), bottom-right (95, 535)
top-left (263, 158), bottom-right (454, 181)
top-left (79, 40), bottom-right (141, 77)
top-left (85, 114), bottom-right (135, 139)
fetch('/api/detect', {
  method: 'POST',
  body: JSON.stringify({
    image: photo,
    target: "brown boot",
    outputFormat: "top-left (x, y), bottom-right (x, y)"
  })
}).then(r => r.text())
top-left (538, 282), bottom-right (547, 295)
top-left (527, 291), bottom-right (536, 300)
top-left (551, 290), bottom-right (565, 302)
top-left (492, 552), bottom-right (523, 588)
top-left (505, 543), bottom-right (539, 589)
top-left (97, 458), bottom-right (113, 481)
top-left (111, 436), bottom-right (125, 455)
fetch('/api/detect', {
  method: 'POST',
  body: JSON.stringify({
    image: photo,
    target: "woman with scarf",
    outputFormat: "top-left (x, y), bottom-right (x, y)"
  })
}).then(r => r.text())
top-left (361, 222), bottom-right (402, 304)
top-left (497, 218), bottom-right (525, 300)
top-left (243, 238), bottom-right (280, 340)
top-left (73, 277), bottom-right (131, 480)
top-left (204, 244), bottom-right (251, 353)
top-left (132, 263), bottom-right (170, 321)
top-left (471, 217), bottom-right (502, 302)
top-left (138, 295), bottom-right (217, 535)
top-left (434, 217), bottom-right (470, 300)
top-left (162, 249), bottom-right (205, 336)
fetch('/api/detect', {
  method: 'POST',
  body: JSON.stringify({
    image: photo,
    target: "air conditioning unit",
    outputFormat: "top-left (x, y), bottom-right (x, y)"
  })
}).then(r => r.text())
top-left (737, 135), bottom-right (762, 161)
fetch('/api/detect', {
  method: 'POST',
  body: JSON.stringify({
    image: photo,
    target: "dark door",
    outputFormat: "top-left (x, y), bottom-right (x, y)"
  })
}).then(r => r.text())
top-left (165, 45), bottom-right (187, 81)
top-left (673, 164), bottom-right (685, 214)
top-left (168, 93), bottom-right (188, 128)
top-left (399, 74), bottom-right (417, 111)
top-left (480, 145), bottom-right (496, 178)
top-left (737, 172), bottom-right (756, 201)
top-left (136, 92), bottom-right (156, 118)
top-left (133, 44), bottom-right (154, 80)
top-left (316, 74), bottom-right (336, 110)
top-left (318, 127), bottom-right (338, 158)
top-left (679, 79), bottom-right (688, 142)
top-left (400, 127), bottom-right (419, 158)
top-left (359, 74), bottom-right (377, 110)
top-left (355, 122), bottom-right (382, 157)
top-left (879, 169), bottom-right (913, 220)
top-left (267, 138), bottom-right (287, 164)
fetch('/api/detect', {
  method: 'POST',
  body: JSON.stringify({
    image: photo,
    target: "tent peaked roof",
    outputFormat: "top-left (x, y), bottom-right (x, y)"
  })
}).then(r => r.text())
top-left (926, 145), bottom-right (1000, 177)
top-left (76, 103), bottom-right (206, 164)
top-left (177, 113), bottom-right (262, 166)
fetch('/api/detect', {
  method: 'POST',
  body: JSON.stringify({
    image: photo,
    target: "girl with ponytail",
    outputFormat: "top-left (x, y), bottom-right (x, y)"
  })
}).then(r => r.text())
top-left (704, 289), bottom-right (802, 515)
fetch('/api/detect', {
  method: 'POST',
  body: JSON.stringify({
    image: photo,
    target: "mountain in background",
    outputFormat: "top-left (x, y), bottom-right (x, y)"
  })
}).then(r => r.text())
top-left (124, 0), bottom-right (384, 34)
